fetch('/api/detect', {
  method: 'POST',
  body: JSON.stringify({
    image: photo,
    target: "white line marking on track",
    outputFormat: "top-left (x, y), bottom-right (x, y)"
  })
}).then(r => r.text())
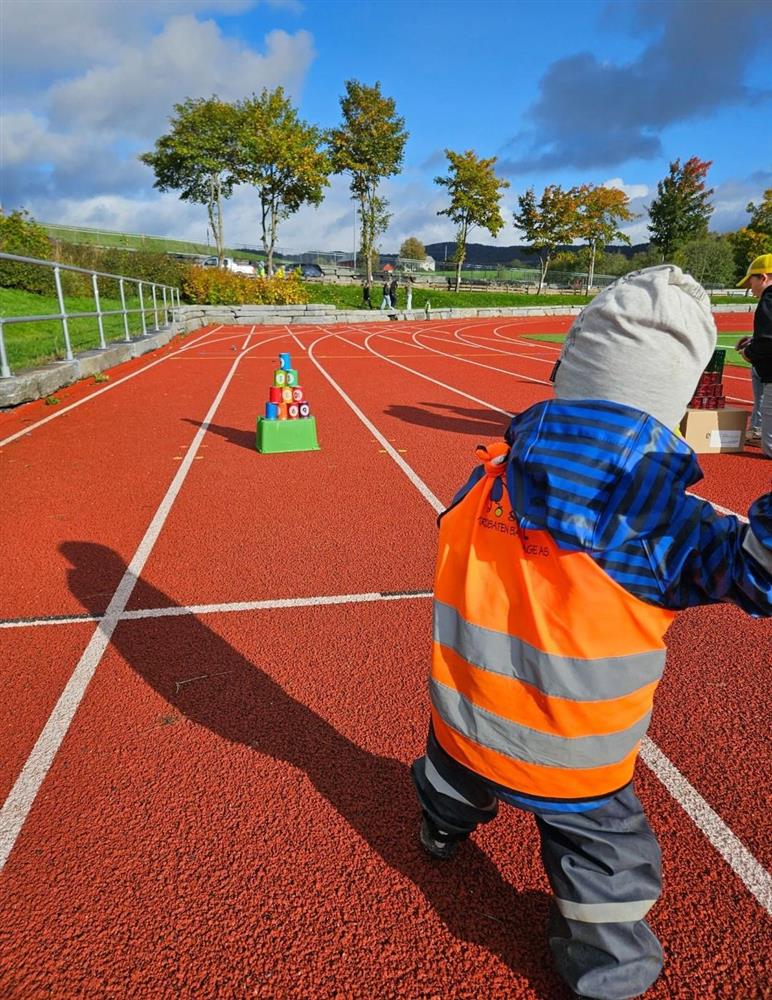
top-left (308, 331), bottom-right (445, 511)
top-left (0, 590), bottom-right (432, 630)
top-left (287, 328), bottom-right (307, 352)
top-left (411, 330), bottom-right (552, 387)
top-left (640, 739), bottom-right (771, 913)
top-left (241, 326), bottom-right (255, 350)
top-left (0, 326), bottom-right (222, 450)
top-left (0, 341), bottom-right (259, 872)
top-left (359, 331), bottom-right (512, 418)
top-left (331, 333), bottom-right (366, 351)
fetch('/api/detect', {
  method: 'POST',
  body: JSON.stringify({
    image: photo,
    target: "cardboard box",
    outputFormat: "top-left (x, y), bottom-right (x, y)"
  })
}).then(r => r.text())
top-left (679, 407), bottom-right (748, 454)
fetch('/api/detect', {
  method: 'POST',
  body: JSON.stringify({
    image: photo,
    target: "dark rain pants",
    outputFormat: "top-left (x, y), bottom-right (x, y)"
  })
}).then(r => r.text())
top-left (412, 726), bottom-right (663, 1000)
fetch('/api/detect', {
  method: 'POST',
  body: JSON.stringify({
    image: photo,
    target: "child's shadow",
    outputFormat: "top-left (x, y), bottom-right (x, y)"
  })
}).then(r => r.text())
top-left (62, 541), bottom-right (563, 998)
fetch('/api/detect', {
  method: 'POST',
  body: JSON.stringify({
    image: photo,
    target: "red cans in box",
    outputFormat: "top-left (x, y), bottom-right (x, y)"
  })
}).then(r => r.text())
top-left (299, 402), bottom-right (310, 418)
top-left (269, 386), bottom-right (282, 403)
top-left (292, 386), bottom-right (304, 402)
top-left (287, 402), bottom-right (300, 419)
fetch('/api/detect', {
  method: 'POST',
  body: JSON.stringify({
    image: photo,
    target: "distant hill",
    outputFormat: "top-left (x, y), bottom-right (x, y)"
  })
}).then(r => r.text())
top-left (424, 242), bottom-right (650, 266)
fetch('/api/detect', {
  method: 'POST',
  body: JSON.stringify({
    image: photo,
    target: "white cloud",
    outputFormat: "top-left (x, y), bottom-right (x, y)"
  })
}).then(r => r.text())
top-left (48, 16), bottom-right (315, 138)
top-left (602, 177), bottom-right (649, 199)
top-left (1, 1), bottom-right (260, 75)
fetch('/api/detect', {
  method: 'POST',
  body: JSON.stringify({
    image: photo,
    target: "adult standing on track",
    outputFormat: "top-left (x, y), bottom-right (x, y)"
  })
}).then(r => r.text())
top-left (736, 253), bottom-right (772, 457)
top-left (380, 274), bottom-right (392, 311)
top-left (412, 266), bottom-right (772, 1000)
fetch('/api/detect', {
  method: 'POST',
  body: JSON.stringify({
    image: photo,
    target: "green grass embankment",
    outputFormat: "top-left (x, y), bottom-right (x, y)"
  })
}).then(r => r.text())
top-left (1, 287), bottom-right (150, 371)
top-left (303, 283), bottom-right (590, 310)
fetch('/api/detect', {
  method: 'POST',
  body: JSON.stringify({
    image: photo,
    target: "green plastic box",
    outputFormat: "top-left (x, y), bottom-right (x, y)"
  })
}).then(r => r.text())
top-left (256, 416), bottom-right (320, 454)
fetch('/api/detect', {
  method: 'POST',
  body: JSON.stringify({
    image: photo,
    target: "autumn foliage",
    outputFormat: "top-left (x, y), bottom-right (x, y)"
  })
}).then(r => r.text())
top-left (181, 266), bottom-right (309, 306)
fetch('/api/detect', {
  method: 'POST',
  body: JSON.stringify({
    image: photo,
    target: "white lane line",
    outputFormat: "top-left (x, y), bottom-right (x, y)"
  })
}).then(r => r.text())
top-left (309, 330), bottom-right (770, 912)
top-left (360, 332), bottom-right (512, 418)
top-left (122, 589), bottom-right (431, 618)
top-left (0, 590), bottom-right (432, 630)
top-left (0, 343), bottom-right (256, 872)
top-left (411, 330), bottom-right (552, 388)
top-left (640, 739), bottom-right (771, 913)
top-left (0, 614), bottom-right (101, 629)
top-left (0, 325), bottom-right (222, 450)
top-left (288, 329), bottom-right (307, 352)
top-left (241, 326), bottom-right (255, 350)
top-left (308, 331), bottom-right (444, 511)
top-left (331, 333), bottom-right (366, 351)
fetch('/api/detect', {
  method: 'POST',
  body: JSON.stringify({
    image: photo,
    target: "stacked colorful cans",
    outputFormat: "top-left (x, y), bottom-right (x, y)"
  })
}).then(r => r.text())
top-left (263, 353), bottom-right (312, 420)
top-left (687, 368), bottom-right (726, 410)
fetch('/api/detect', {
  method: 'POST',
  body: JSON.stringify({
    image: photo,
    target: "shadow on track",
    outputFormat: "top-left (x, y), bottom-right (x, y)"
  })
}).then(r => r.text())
top-left (61, 541), bottom-right (564, 998)
top-left (183, 418), bottom-right (256, 452)
top-left (383, 402), bottom-right (513, 438)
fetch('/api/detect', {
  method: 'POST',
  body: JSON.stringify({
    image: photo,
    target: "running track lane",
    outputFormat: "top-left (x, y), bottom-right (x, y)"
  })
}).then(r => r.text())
top-left (0, 326), bottom-right (241, 619)
top-left (126, 328), bottom-right (439, 610)
top-left (1, 606), bottom-right (769, 998)
top-left (1, 317), bottom-right (769, 998)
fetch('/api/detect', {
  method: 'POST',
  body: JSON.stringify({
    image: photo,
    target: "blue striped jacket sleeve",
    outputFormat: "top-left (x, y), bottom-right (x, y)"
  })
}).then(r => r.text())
top-left (641, 492), bottom-right (772, 615)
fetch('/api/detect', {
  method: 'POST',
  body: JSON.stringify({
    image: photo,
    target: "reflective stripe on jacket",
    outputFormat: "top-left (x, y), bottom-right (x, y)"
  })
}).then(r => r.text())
top-left (431, 442), bottom-right (675, 802)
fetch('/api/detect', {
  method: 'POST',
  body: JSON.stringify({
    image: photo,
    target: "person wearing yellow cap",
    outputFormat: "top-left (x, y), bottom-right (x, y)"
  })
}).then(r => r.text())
top-left (737, 254), bottom-right (772, 456)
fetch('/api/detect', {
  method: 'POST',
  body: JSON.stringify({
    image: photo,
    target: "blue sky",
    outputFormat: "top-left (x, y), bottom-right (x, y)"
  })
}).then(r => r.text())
top-left (2, 0), bottom-right (771, 254)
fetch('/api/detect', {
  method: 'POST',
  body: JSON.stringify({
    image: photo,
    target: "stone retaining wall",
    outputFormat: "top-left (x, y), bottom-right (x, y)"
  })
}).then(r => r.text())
top-left (176, 303), bottom-right (583, 332)
top-left (0, 323), bottom-right (178, 408)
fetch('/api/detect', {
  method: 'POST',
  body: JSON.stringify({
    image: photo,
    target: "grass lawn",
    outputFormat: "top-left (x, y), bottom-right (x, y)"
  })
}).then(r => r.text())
top-left (303, 283), bottom-right (591, 310)
top-left (1, 287), bottom-right (157, 372)
top-left (522, 332), bottom-right (752, 368)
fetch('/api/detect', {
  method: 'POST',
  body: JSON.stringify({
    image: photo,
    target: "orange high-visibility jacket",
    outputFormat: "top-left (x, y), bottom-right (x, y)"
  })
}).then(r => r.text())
top-left (431, 443), bottom-right (676, 802)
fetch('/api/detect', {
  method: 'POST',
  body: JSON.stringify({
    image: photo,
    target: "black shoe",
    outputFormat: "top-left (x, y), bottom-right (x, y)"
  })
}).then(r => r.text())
top-left (419, 815), bottom-right (465, 860)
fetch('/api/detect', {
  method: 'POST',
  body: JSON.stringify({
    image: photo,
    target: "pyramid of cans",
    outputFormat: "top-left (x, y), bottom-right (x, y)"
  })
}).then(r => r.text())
top-left (264, 352), bottom-right (311, 420)
top-left (688, 349), bottom-right (726, 410)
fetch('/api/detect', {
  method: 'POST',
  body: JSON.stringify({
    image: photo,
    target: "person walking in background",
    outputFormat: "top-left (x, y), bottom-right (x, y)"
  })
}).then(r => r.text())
top-left (412, 265), bottom-right (772, 1000)
top-left (389, 275), bottom-right (399, 311)
top-left (380, 275), bottom-right (391, 310)
top-left (405, 277), bottom-right (413, 311)
top-left (736, 254), bottom-right (772, 457)
top-left (362, 279), bottom-right (372, 309)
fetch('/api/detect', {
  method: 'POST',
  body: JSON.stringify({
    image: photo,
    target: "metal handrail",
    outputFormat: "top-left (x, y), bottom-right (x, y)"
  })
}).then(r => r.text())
top-left (0, 252), bottom-right (181, 378)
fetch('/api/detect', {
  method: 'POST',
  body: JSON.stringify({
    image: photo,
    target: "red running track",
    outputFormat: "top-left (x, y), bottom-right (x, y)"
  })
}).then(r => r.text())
top-left (0, 317), bottom-right (769, 999)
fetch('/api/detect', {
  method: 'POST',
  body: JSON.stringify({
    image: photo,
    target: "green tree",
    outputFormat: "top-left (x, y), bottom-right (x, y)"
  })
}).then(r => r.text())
top-left (140, 97), bottom-right (239, 266)
top-left (575, 184), bottom-right (635, 293)
top-left (399, 236), bottom-right (425, 260)
top-left (435, 150), bottom-right (509, 292)
top-left (747, 188), bottom-right (772, 234)
top-left (648, 157), bottom-right (714, 259)
top-left (0, 209), bottom-right (53, 293)
top-left (727, 189), bottom-right (772, 282)
top-left (673, 235), bottom-right (736, 288)
top-left (235, 88), bottom-right (331, 275)
top-left (513, 185), bottom-right (580, 295)
top-left (329, 80), bottom-right (408, 289)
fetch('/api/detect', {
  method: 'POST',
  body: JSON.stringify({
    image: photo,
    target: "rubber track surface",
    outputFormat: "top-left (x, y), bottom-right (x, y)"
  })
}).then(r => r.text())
top-left (1, 318), bottom-right (769, 1000)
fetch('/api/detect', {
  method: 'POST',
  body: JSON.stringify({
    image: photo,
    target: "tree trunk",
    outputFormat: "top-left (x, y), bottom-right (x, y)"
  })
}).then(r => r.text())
top-left (361, 194), bottom-right (372, 289)
top-left (261, 194), bottom-right (272, 275)
top-left (587, 240), bottom-right (596, 295)
top-left (454, 223), bottom-right (467, 293)
top-left (537, 253), bottom-right (549, 295)
top-left (208, 177), bottom-right (225, 267)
